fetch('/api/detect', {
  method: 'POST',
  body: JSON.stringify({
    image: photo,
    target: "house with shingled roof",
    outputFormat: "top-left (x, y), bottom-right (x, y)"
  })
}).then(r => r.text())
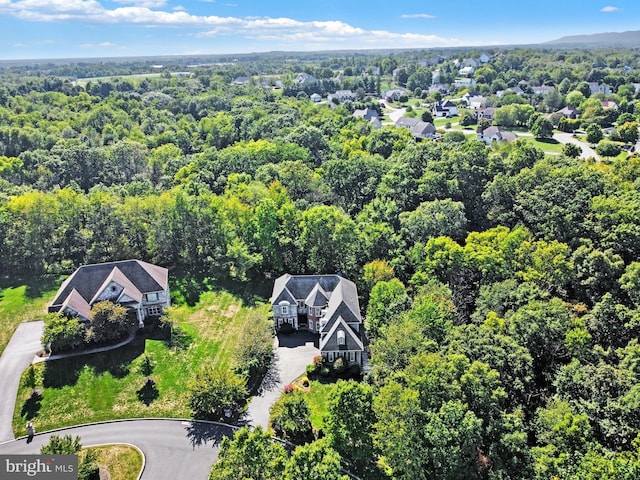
top-left (49, 260), bottom-right (170, 328)
top-left (271, 274), bottom-right (366, 367)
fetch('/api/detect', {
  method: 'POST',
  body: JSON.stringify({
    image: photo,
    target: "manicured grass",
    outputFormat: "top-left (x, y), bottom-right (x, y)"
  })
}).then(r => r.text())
top-left (303, 380), bottom-right (335, 431)
top-left (434, 117), bottom-right (458, 127)
top-left (12, 290), bottom-right (271, 435)
top-left (0, 282), bottom-right (56, 356)
top-left (520, 136), bottom-right (565, 154)
top-left (86, 444), bottom-right (143, 480)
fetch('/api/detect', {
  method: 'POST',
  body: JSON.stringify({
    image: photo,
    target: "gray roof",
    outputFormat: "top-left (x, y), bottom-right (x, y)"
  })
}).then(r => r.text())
top-left (395, 116), bottom-right (420, 128)
top-left (51, 260), bottom-right (166, 307)
top-left (320, 316), bottom-right (364, 352)
top-left (271, 274), bottom-right (362, 334)
top-left (410, 121), bottom-right (436, 137)
top-left (353, 108), bottom-right (379, 121)
top-left (49, 260), bottom-right (168, 319)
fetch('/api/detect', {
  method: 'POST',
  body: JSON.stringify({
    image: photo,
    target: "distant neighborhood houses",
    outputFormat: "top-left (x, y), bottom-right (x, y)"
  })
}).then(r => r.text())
top-left (353, 108), bottom-right (381, 129)
top-left (395, 116), bottom-right (437, 140)
top-left (384, 88), bottom-right (408, 101)
top-left (478, 126), bottom-right (518, 145)
top-left (327, 89), bottom-right (356, 103)
top-left (433, 99), bottom-right (458, 118)
top-left (49, 260), bottom-right (170, 328)
top-left (294, 72), bottom-right (318, 85)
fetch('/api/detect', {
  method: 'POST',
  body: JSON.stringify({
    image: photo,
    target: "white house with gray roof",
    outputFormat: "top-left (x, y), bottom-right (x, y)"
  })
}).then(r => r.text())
top-left (271, 274), bottom-right (366, 367)
top-left (49, 260), bottom-right (170, 328)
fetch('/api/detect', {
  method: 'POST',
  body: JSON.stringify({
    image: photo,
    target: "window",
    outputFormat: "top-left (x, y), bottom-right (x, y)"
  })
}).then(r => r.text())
top-left (147, 305), bottom-right (162, 316)
top-left (315, 308), bottom-right (321, 316)
top-left (328, 352), bottom-right (334, 362)
top-left (146, 292), bottom-right (159, 302)
top-left (310, 321), bottom-right (314, 331)
top-left (349, 351), bottom-right (355, 363)
top-left (281, 305), bottom-right (289, 315)
top-left (337, 330), bottom-right (346, 346)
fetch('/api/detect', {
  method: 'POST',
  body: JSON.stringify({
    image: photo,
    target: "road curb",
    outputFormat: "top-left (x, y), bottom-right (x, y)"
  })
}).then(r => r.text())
top-left (0, 417), bottom-right (241, 446)
top-left (82, 442), bottom-right (146, 480)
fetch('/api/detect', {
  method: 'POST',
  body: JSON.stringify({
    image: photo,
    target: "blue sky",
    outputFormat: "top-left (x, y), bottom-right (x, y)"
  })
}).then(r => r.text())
top-left (0, 1), bottom-right (638, 60)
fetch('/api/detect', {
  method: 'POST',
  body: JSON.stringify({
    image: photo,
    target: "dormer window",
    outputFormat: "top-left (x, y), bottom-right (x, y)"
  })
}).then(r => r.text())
top-left (337, 330), bottom-right (346, 346)
top-left (146, 292), bottom-right (159, 302)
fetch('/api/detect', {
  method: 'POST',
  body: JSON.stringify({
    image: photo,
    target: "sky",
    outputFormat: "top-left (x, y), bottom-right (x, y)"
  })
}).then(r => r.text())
top-left (0, 0), bottom-right (639, 60)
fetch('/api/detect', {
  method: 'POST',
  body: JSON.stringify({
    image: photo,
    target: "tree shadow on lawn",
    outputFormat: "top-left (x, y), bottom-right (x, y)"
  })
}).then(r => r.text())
top-left (20, 390), bottom-right (43, 420)
top-left (42, 335), bottom-right (146, 388)
top-left (170, 268), bottom-right (271, 308)
top-left (184, 421), bottom-right (235, 449)
top-left (0, 274), bottom-right (59, 298)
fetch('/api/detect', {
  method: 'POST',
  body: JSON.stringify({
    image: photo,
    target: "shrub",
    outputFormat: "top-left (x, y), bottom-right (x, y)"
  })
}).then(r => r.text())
top-left (306, 363), bottom-right (318, 375)
top-left (301, 377), bottom-right (310, 388)
top-left (332, 357), bottom-right (346, 375)
top-left (321, 367), bottom-right (331, 377)
top-left (269, 392), bottom-right (314, 444)
top-left (284, 383), bottom-right (295, 394)
top-left (41, 312), bottom-right (85, 353)
top-left (596, 141), bottom-right (622, 157)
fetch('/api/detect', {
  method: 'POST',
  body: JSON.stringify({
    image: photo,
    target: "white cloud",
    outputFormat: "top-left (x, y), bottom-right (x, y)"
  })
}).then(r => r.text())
top-left (601, 5), bottom-right (621, 12)
top-left (112, 0), bottom-right (167, 7)
top-left (401, 13), bottom-right (436, 19)
top-left (81, 41), bottom-right (117, 47)
top-left (2, 1), bottom-right (469, 50)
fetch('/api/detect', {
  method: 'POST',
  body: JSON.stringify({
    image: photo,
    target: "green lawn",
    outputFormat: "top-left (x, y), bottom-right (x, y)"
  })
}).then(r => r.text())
top-left (520, 136), bottom-right (565, 154)
top-left (0, 281), bottom-right (57, 356)
top-left (87, 444), bottom-right (143, 480)
top-left (12, 290), bottom-right (270, 436)
top-left (303, 380), bottom-right (335, 431)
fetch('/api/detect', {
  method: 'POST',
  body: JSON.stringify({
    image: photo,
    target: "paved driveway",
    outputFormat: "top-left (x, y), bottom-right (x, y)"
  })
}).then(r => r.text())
top-left (0, 321), bottom-right (44, 442)
top-left (244, 331), bottom-right (319, 428)
top-left (0, 419), bottom-right (235, 480)
top-left (553, 132), bottom-right (600, 160)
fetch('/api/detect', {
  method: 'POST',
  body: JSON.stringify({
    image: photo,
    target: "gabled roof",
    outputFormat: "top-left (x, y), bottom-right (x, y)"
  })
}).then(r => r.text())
top-left (395, 116), bottom-right (420, 128)
top-left (411, 121), bottom-right (436, 137)
top-left (50, 260), bottom-right (168, 314)
top-left (90, 266), bottom-right (143, 305)
top-left (320, 316), bottom-right (364, 352)
top-left (353, 108), bottom-right (379, 121)
top-left (271, 274), bottom-right (362, 330)
top-left (60, 288), bottom-right (91, 321)
top-left (272, 286), bottom-right (297, 306)
top-left (305, 284), bottom-right (328, 307)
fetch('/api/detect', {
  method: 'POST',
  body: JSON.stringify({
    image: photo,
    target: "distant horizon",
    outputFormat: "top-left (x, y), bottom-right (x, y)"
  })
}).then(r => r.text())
top-left (0, 1), bottom-right (638, 61)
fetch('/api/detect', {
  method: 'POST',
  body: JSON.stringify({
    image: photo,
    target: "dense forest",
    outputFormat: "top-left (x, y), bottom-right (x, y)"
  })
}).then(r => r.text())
top-left (2, 47), bottom-right (640, 479)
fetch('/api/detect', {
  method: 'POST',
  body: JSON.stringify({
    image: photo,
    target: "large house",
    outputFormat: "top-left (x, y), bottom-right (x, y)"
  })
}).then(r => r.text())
top-left (49, 260), bottom-right (170, 327)
top-left (271, 274), bottom-right (366, 367)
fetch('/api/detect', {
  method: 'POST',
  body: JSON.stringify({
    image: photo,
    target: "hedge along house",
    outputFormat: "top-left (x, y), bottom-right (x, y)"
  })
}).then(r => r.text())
top-left (49, 259), bottom-right (170, 327)
top-left (271, 274), bottom-right (366, 367)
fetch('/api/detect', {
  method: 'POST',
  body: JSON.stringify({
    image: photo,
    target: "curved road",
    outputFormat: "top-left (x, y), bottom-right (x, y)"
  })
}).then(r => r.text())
top-left (0, 419), bottom-right (236, 480)
top-left (553, 132), bottom-right (600, 160)
top-left (0, 323), bottom-right (318, 479)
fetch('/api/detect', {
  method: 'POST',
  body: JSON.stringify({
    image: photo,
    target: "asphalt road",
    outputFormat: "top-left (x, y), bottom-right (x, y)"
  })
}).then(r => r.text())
top-left (0, 321), bottom-right (44, 442)
top-left (552, 131), bottom-right (600, 160)
top-left (0, 419), bottom-right (236, 480)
